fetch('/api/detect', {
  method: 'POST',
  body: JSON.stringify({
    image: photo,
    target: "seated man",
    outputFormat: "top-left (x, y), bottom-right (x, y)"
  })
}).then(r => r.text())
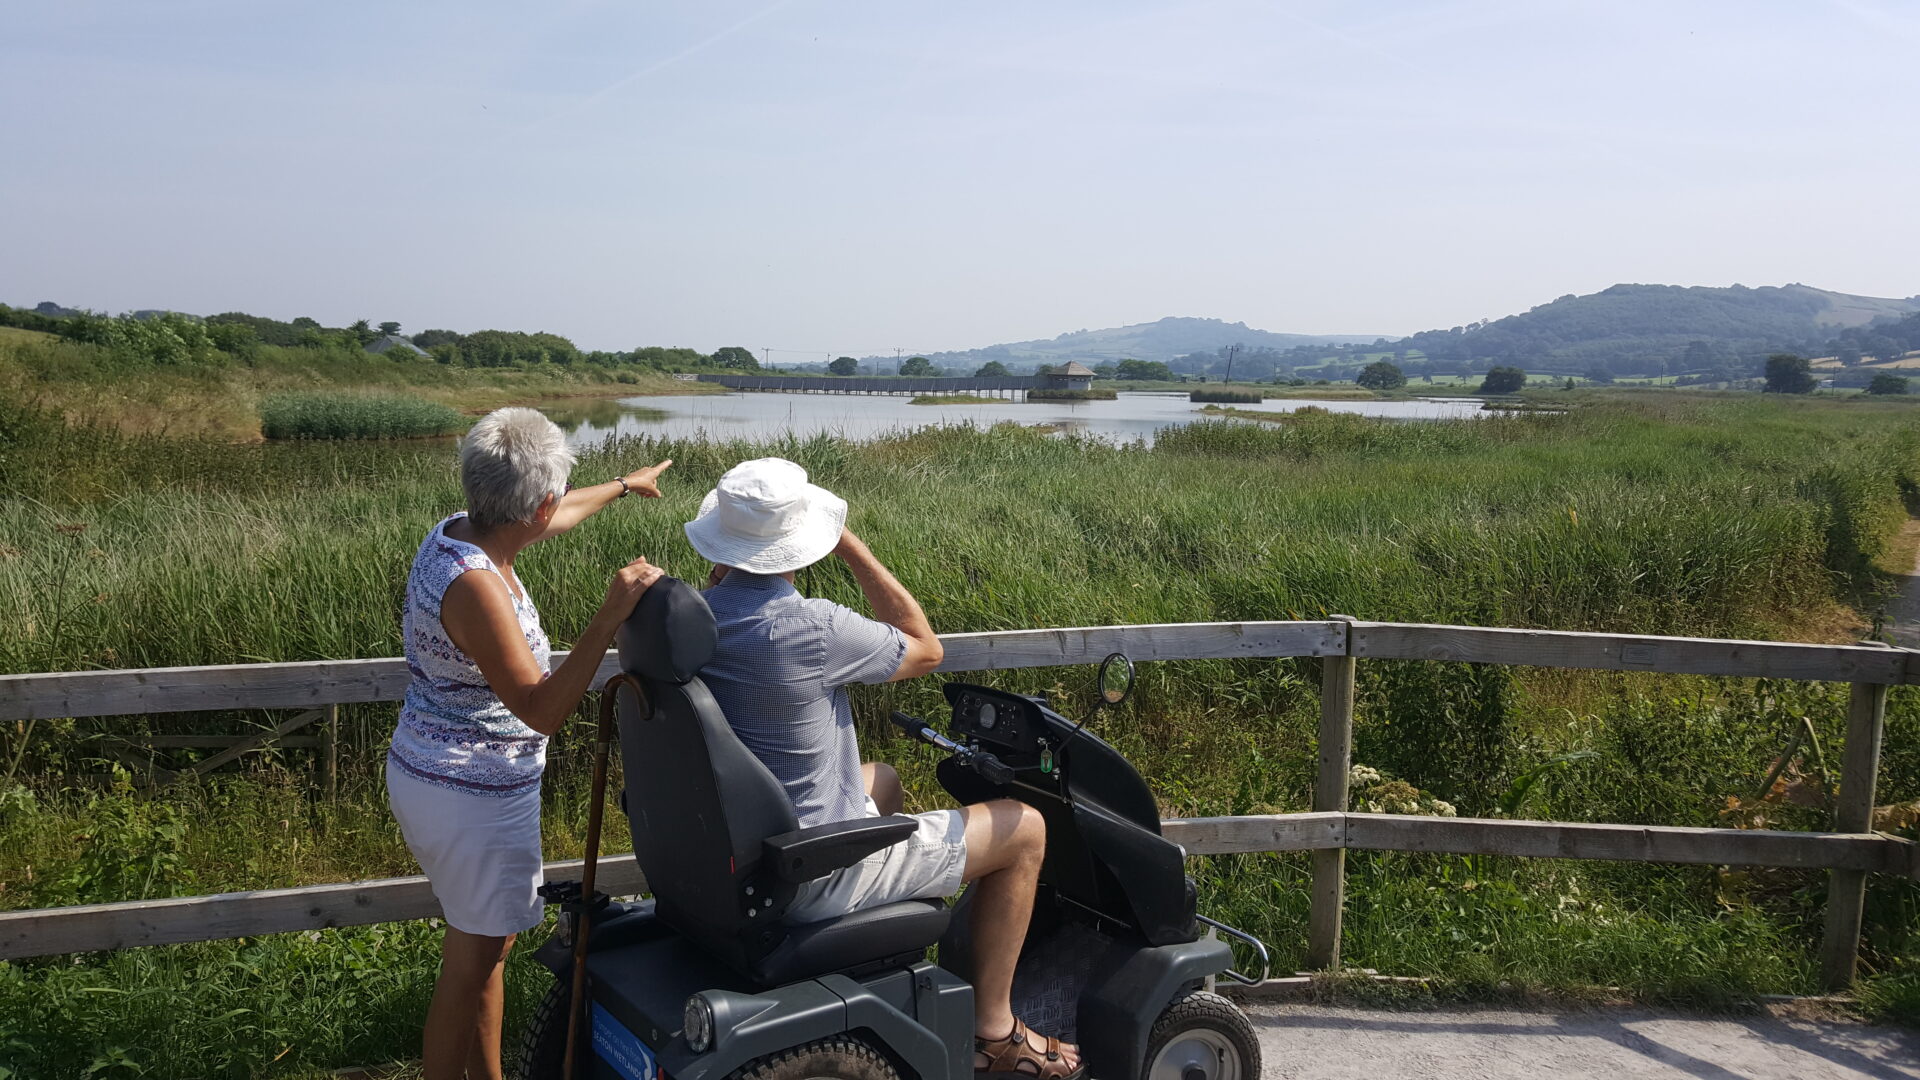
top-left (686, 457), bottom-right (1082, 1080)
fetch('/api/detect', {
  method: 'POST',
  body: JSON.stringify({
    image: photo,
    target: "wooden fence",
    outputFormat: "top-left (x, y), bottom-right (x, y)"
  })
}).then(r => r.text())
top-left (3, 620), bottom-right (1916, 991)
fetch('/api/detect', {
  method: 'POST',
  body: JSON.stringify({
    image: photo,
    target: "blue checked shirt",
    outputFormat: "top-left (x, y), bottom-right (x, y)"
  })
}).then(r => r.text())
top-left (700, 572), bottom-right (907, 828)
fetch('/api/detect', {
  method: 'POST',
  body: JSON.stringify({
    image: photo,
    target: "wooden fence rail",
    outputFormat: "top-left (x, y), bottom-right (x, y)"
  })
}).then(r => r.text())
top-left (3, 813), bottom-right (1911, 962)
top-left (1, 618), bottom-right (1913, 990)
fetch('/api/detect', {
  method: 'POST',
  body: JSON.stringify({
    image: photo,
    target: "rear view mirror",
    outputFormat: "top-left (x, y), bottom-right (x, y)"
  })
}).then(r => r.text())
top-left (1096, 652), bottom-right (1134, 707)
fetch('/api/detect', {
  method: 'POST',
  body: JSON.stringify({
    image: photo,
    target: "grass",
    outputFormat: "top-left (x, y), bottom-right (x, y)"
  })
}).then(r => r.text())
top-left (259, 393), bottom-right (468, 440)
top-left (5, 378), bottom-right (1920, 1073)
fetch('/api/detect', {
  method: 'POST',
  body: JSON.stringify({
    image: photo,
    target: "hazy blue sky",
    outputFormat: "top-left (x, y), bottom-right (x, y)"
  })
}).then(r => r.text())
top-left (4, 1), bottom-right (1915, 355)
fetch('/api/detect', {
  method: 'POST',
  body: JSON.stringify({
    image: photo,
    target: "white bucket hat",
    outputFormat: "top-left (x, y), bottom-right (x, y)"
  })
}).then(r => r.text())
top-left (684, 458), bottom-right (848, 575)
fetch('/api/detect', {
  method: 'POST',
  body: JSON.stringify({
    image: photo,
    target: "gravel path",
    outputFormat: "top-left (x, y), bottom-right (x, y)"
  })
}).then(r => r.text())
top-left (1880, 522), bottom-right (1920, 647)
top-left (1245, 1002), bottom-right (1920, 1079)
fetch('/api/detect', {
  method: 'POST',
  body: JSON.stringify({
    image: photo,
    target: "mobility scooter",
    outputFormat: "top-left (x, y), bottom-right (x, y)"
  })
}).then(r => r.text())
top-left (520, 578), bottom-right (1265, 1080)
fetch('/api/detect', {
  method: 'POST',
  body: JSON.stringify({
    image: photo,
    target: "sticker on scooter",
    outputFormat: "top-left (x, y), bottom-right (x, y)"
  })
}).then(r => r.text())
top-left (591, 1002), bottom-right (659, 1080)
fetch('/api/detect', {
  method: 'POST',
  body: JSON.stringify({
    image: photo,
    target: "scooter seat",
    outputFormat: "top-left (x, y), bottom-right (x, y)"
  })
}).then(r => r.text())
top-left (751, 899), bottom-right (951, 985)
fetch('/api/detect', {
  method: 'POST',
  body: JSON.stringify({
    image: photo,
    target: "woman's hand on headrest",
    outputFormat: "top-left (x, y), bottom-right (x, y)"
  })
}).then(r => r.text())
top-left (601, 556), bottom-right (666, 622)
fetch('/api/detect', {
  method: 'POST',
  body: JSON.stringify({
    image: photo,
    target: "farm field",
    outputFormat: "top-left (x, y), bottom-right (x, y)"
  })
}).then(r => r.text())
top-left (3, 378), bottom-right (1920, 1075)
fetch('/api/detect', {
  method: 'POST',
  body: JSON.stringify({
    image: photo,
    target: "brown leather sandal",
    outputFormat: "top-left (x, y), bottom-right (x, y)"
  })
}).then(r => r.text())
top-left (974, 1019), bottom-right (1085, 1080)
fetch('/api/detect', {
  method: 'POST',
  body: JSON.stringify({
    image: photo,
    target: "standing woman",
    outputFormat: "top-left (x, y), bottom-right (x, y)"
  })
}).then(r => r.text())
top-left (387, 407), bottom-right (672, 1080)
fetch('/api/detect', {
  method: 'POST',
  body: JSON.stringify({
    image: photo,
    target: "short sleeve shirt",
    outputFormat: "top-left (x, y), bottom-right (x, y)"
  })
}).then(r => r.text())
top-left (700, 572), bottom-right (906, 828)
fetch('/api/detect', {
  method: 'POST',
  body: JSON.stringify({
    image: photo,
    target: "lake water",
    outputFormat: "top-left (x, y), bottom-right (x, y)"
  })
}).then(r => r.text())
top-left (547, 391), bottom-right (1489, 448)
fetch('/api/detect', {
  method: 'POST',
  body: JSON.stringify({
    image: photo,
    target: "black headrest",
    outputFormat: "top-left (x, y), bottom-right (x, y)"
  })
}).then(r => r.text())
top-left (615, 576), bottom-right (716, 684)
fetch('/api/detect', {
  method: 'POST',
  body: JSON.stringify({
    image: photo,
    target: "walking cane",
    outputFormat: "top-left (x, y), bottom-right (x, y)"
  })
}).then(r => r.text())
top-left (563, 672), bottom-right (644, 1080)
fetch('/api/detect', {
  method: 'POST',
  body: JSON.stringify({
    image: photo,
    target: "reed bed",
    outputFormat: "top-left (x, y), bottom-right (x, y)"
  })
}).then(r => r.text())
top-left (1188, 387), bottom-right (1265, 403)
top-left (1025, 387), bottom-right (1117, 401)
top-left (259, 392), bottom-right (467, 440)
top-left (3, 393), bottom-right (1920, 1074)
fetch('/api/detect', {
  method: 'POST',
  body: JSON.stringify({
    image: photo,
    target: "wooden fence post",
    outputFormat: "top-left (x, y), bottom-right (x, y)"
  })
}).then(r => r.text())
top-left (1820, 679), bottom-right (1888, 989)
top-left (1308, 617), bottom-right (1357, 970)
top-left (321, 704), bottom-right (338, 804)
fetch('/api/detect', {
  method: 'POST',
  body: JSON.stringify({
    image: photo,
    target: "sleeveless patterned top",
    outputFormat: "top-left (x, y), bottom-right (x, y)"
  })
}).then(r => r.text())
top-left (389, 513), bottom-right (551, 797)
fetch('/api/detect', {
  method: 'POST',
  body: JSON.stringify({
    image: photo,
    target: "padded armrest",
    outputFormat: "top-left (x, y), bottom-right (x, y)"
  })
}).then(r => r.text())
top-left (764, 816), bottom-right (919, 883)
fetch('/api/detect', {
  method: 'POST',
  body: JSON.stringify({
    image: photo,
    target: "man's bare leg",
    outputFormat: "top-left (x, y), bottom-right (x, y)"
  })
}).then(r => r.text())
top-left (862, 761), bottom-right (904, 816)
top-left (959, 799), bottom-right (1080, 1071)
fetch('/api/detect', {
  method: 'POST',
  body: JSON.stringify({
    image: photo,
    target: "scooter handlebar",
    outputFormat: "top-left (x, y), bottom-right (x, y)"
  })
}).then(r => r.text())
top-left (890, 710), bottom-right (934, 739)
top-left (891, 711), bottom-right (1013, 785)
top-left (971, 750), bottom-right (1015, 785)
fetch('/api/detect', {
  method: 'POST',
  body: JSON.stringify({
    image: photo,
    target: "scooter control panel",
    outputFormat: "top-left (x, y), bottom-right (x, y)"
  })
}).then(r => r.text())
top-left (944, 684), bottom-right (1046, 754)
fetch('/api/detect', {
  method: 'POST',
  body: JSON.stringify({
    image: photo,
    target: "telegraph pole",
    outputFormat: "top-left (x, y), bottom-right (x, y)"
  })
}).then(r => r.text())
top-left (1224, 344), bottom-right (1242, 384)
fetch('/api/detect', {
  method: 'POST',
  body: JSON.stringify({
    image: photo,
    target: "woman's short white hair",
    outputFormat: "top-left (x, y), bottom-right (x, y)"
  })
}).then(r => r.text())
top-left (460, 408), bottom-right (575, 530)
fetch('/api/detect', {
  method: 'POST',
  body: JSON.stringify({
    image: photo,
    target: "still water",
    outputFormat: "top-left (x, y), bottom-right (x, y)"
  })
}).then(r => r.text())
top-left (546, 391), bottom-right (1488, 448)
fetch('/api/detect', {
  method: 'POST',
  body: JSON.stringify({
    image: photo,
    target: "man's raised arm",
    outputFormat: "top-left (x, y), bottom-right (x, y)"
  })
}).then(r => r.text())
top-left (834, 528), bottom-right (943, 680)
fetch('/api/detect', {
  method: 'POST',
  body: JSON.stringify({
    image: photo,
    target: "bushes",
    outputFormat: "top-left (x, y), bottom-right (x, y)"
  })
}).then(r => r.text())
top-left (1478, 366), bottom-right (1527, 394)
top-left (258, 393), bottom-right (467, 440)
top-left (1189, 388), bottom-right (1263, 403)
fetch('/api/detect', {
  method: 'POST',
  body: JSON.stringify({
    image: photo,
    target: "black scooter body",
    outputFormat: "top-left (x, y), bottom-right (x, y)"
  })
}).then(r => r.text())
top-left (531, 680), bottom-right (1235, 1080)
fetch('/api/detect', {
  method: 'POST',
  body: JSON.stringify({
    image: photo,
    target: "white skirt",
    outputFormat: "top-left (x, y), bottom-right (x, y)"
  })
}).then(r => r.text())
top-left (386, 758), bottom-right (546, 937)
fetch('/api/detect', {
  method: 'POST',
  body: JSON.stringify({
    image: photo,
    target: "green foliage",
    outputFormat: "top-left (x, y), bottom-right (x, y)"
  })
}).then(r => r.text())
top-left (1189, 388), bottom-right (1263, 403)
top-left (258, 393), bottom-right (467, 440)
top-left (974, 360), bottom-right (1010, 377)
top-left (1478, 366), bottom-right (1527, 394)
top-left (829, 356), bottom-right (860, 376)
top-left (1357, 661), bottom-right (1515, 813)
top-left (1867, 373), bottom-right (1909, 396)
top-left (53, 312), bottom-right (227, 368)
top-left (1356, 360), bottom-right (1406, 390)
top-left (460, 329), bottom-right (581, 368)
top-left (711, 346), bottom-right (759, 371)
top-left (626, 346), bottom-right (707, 369)
top-left (1496, 752), bottom-right (1602, 817)
top-left (203, 320), bottom-right (257, 358)
top-left (0, 303), bottom-right (73, 335)
top-left (899, 355), bottom-right (937, 376)
top-left (49, 773), bottom-right (197, 905)
top-left (1115, 358), bottom-right (1174, 381)
top-left (1764, 353), bottom-right (1817, 394)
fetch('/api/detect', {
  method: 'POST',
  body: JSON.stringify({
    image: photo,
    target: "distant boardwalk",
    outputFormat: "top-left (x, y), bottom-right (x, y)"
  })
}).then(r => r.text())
top-left (697, 362), bottom-right (1096, 397)
top-left (697, 373), bottom-right (1039, 395)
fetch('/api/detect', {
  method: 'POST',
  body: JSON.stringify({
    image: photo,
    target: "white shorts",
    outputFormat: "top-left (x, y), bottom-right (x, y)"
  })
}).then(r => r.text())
top-left (386, 757), bottom-right (547, 937)
top-left (786, 797), bottom-right (969, 924)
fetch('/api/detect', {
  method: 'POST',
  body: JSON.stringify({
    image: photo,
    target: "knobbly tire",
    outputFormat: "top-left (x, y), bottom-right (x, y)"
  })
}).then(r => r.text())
top-left (1141, 989), bottom-right (1260, 1080)
top-left (517, 978), bottom-right (571, 1079)
top-left (726, 1036), bottom-right (902, 1080)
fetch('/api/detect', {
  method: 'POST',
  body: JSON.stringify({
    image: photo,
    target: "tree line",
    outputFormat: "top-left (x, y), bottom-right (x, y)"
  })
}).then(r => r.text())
top-left (0, 304), bottom-right (778, 374)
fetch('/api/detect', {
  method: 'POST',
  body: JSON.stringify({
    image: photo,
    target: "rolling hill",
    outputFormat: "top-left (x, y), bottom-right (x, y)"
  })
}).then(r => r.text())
top-left (1389, 283), bottom-right (1920, 377)
top-left (866, 317), bottom-right (1375, 373)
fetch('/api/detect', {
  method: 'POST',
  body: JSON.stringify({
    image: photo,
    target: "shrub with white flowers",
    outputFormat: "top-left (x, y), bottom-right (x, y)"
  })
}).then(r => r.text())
top-left (1347, 763), bottom-right (1457, 817)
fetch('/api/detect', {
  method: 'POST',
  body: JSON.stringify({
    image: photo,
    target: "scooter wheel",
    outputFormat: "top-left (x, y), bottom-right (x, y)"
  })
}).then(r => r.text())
top-left (728, 1036), bottom-right (901, 1080)
top-left (517, 978), bottom-right (572, 1079)
top-left (1142, 990), bottom-right (1260, 1080)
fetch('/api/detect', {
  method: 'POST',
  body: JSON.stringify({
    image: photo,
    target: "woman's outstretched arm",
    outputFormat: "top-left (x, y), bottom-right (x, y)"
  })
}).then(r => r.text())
top-left (533, 459), bottom-right (673, 542)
